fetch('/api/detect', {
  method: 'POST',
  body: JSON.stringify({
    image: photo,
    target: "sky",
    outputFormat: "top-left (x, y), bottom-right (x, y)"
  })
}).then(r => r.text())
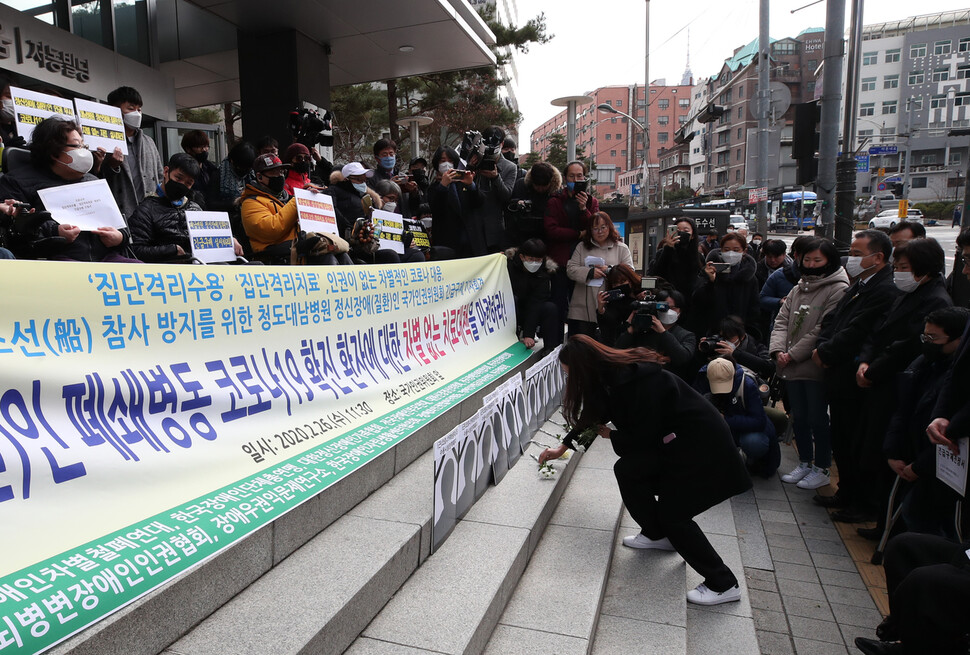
top-left (513, 0), bottom-right (966, 147)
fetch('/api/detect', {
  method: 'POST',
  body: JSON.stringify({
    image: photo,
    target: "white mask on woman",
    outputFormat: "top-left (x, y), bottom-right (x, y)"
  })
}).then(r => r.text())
top-left (720, 251), bottom-right (743, 265)
top-left (659, 309), bottom-right (679, 325)
top-left (893, 271), bottom-right (922, 293)
top-left (523, 260), bottom-right (542, 273)
top-left (438, 162), bottom-right (454, 175)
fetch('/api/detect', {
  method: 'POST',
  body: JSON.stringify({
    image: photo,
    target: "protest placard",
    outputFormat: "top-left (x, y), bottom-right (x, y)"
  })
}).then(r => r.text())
top-left (9, 86), bottom-right (76, 142)
top-left (185, 211), bottom-right (236, 263)
top-left (294, 188), bottom-right (339, 235)
top-left (73, 97), bottom-right (128, 155)
top-left (36, 178), bottom-right (127, 230)
top-left (936, 437), bottom-right (968, 496)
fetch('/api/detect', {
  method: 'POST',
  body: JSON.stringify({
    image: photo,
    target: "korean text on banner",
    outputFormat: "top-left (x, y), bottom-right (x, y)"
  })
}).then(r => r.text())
top-left (294, 189), bottom-right (339, 235)
top-left (186, 211), bottom-right (236, 263)
top-left (73, 98), bottom-right (128, 156)
top-left (36, 178), bottom-right (127, 231)
top-left (936, 438), bottom-right (968, 497)
top-left (0, 254), bottom-right (526, 655)
top-left (10, 86), bottom-right (76, 143)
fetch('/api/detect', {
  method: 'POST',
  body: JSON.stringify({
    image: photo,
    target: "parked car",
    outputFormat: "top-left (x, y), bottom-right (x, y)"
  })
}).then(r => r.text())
top-left (868, 208), bottom-right (924, 229)
top-left (728, 215), bottom-right (750, 232)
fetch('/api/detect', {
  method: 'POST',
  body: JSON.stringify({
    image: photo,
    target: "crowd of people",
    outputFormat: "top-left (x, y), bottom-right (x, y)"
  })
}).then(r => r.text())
top-left (3, 80), bottom-right (970, 653)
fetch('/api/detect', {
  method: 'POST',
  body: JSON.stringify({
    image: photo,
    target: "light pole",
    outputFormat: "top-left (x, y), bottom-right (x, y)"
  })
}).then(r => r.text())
top-left (551, 95), bottom-right (594, 163)
top-left (394, 115), bottom-right (433, 159)
top-left (598, 103), bottom-right (649, 207)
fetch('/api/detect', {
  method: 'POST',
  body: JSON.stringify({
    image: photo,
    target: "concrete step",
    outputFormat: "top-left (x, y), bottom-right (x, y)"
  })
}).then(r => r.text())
top-left (481, 439), bottom-right (622, 655)
top-left (345, 414), bottom-right (582, 655)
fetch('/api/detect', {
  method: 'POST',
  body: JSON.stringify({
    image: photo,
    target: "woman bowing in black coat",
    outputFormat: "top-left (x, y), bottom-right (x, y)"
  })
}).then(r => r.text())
top-left (539, 335), bottom-right (752, 605)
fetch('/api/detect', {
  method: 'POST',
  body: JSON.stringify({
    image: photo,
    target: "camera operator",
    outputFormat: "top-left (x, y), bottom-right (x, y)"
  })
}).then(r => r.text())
top-left (616, 289), bottom-right (698, 380)
top-left (404, 157), bottom-right (430, 217)
top-left (0, 117), bottom-right (137, 262)
top-left (697, 316), bottom-right (775, 382)
top-left (506, 161), bottom-right (561, 245)
top-left (566, 211), bottom-right (633, 340)
top-left (692, 233), bottom-right (760, 337)
top-left (506, 238), bottom-right (562, 354)
top-left (539, 336), bottom-right (751, 607)
top-left (545, 160), bottom-right (599, 320)
top-left (594, 264), bottom-right (643, 347)
top-left (501, 137), bottom-right (527, 182)
top-left (428, 146), bottom-right (486, 258)
top-left (695, 357), bottom-right (780, 479)
top-left (471, 126), bottom-right (517, 252)
top-left (649, 217), bottom-right (704, 309)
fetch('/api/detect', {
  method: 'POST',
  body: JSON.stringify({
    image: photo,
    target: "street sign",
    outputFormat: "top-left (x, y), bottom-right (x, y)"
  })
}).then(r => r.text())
top-left (631, 183), bottom-right (641, 196)
top-left (885, 176), bottom-right (901, 183)
top-left (869, 145), bottom-right (898, 155)
top-left (898, 199), bottom-right (908, 216)
top-left (878, 167), bottom-right (885, 177)
top-left (748, 187), bottom-right (768, 204)
top-left (856, 155), bottom-right (869, 172)
top-left (877, 182), bottom-right (887, 191)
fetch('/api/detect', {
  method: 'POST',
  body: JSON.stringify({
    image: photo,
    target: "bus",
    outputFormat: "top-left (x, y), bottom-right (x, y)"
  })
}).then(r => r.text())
top-left (773, 191), bottom-right (817, 230)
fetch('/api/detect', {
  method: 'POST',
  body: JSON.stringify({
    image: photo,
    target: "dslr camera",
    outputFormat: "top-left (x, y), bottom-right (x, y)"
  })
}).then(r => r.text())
top-left (697, 335), bottom-right (723, 356)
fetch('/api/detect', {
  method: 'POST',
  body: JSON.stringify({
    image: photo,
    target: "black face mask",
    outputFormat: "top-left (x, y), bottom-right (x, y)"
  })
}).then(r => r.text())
top-left (293, 161), bottom-right (311, 174)
top-left (164, 180), bottom-right (190, 201)
top-left (677, 231), bottom-right (691, 246)
top-left (411, 169), bottom-right (428, 187)
top-left (503, 151), bottom-right (516, 162)
top-left (799, 259), bottom-right (839, 278)
top-left (192, 151), bottom-right (208, 163)
top-left (921, 341), bottom-right (948, 360)
top-left (264, 176), bottom-right (285, 194)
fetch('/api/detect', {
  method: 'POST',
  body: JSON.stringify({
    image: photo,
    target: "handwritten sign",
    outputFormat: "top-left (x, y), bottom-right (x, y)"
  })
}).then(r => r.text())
top-left (936, 437), bottom-right (968, 497)
top-left (294, 188), bottom-right (339, 235)
top-left (186, 211), bottom-right (236, 263)
top-left (10, 85), bottom-right (76, 142)
top-left (36, 178), bottom-right (126, 230)
top-left (73, 97), bottom-right (128, 155)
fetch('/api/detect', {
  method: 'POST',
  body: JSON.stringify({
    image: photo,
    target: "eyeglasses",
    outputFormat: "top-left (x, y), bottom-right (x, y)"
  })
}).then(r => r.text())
top-left (592, 226), bottom-right (609, 233)
top-left (65, 143), bottom-right (89, 150)
top-left (919, 333), bottom-right (948, 343)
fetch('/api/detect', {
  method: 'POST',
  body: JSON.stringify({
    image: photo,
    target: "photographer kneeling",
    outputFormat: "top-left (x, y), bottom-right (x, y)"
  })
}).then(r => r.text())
top-left (615, 288), bottom-right (698, 380)
top-left (695, 357), bottom-right (781, 479)
top-left (506, 161), bottom-right (560, 244)
top-left (538, 336), bottom-right (751, 606)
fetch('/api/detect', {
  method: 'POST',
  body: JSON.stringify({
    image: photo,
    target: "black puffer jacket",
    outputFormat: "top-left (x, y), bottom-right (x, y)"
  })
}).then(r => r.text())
top-left (691, 252), bottom-right (760, 335)
top-left (506, 247), bottom-right (556, 339)
top-left (128, 194), bottom-right (203, 262)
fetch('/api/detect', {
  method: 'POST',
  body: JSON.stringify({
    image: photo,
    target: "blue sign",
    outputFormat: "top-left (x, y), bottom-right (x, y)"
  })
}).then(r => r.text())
top-left (869, 145), bottom-right (898, 155)
top-left (856, 154), bottom-right (869, 172)
top-left (631, 183), bottom-right (641, 196)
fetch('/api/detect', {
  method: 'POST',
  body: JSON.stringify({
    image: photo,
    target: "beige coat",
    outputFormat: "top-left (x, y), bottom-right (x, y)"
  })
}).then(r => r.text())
top-left (566, 239), bottom-right (634, 323)
top-left (769, 267), bottom-right (850, 381)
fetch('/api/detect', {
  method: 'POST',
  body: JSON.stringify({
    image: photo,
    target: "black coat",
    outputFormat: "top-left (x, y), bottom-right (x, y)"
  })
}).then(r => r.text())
top-left (506, 178), bottom-right (553, 243)
top-left (506, 251), bottom-right (554, 339)
top-left (128, 195), bottom-right (203, 262)
top-left (932, 319), bottom-right (970, 441)
top-left (329, 180), bottom-right (367, 238)
top-left (428, 179), bottom-right (486, 257)
top-left (615, 323), bottom-right (697, 380)
top-left (815, 266), bottom-right (899, 391)
top-left (0, 164), bottom-right (130, 261)
top-left (649, 239), bottom-right (704, 302)
top-left (583, 363), bottom-right (752, 521)
top-left (860, 275), bottom-right (952, 385)
top-left (884, 354), bottom-right (952, 478)
top-left (691, 252), bottom-right (760, 335)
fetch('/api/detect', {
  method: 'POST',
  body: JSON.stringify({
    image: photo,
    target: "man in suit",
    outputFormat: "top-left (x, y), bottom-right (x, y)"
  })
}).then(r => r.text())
top-left (812, 230), bottom-right (898, 520)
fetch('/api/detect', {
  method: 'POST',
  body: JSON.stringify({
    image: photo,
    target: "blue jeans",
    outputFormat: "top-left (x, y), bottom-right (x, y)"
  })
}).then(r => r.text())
top-left (785, 379), bottom-right (832, 468)
top-left (738, 431), bottom-right (770, 461)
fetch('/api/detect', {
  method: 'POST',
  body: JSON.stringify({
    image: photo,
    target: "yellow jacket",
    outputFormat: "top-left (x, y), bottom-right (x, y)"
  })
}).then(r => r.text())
top-left (240, 183), bottom-right (298, 253)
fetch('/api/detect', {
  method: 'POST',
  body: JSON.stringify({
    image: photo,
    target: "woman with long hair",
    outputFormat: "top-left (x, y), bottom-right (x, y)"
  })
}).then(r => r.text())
top-left (539, 335), bottom-right (752, 605)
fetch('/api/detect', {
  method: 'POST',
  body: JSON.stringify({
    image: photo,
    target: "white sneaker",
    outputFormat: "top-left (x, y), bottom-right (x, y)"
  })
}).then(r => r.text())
top-left (622, 533), bottom-right (676, 551)
top-left (796, 467), bottom-right (831, 490)
top-left (781, 462), bottom-right (812, 484)
top-left (686, 583), bottom-right (742, 606)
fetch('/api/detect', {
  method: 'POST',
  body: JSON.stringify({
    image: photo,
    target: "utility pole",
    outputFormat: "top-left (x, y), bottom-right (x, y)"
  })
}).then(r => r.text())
top-left (834, 0), bottom-right (864, 251)
top-left (817, 0), bottom-right (846, 239)
top-left (643, 0), bottom-right (651, 208)
top-left (756, 0), bottom-right (770, 235)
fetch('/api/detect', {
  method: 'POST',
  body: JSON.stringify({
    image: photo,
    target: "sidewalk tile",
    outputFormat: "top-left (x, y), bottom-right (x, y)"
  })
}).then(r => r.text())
top-left (777, 578), bottom-right (827, 602)
top-left (824, 585), bottom-right (876, 610)
top-left (484, 625), bottom-right (588, 655)
top-left (792, 637), bottom-right (848, 654)
top-left (782, 595), bottom-right (834, 622)
top-left (767, 533), bottom-right (808, 551)
top-left (763, 520), bottom-right (802, 537)
top-left (749, 588), bottom-right (784, 613)
top-left (804, 538), bottom-right (849, 557)
top-left (815, 568), bottom-right (867, 590)
top-left (758, 499), bottom-right (796, 514)
top-left (810, 553), bottom-right (856, 573)
top-left (774, 561), bottom-right (820, 583)
top-left (761, 509), bottom-right (797, 524)
top-left (753, 608), bottom-right (789, 634)
top-left (757, 630), bottom-right (796, 655)
top-left (744, 569), bottom-right (778, 593)
top-left (591, 614), bottom-right (686, 655)
top-left (788, 615), bottom-right (845, 644)
top-left (838, 623), bottom-right (873, 650)
top-left (829, 601), bottom-right (883, 629)
top-left (798, 525), bottom-right (842, 543)
top-left (771, 546), bottom-right (814, 566)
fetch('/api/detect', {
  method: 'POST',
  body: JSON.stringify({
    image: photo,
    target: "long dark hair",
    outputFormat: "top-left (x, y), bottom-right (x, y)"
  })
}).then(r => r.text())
top-left (558, 335), bottom-right (662, 429)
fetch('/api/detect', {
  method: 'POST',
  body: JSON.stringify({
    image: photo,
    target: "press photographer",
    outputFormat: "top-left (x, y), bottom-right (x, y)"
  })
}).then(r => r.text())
top-left (506, 161), bottom-right (560, 244)
top-left (615, 288), bottom-right (697, 380)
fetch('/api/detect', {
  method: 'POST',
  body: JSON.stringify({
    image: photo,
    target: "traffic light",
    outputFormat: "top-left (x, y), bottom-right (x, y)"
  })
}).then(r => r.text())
top-left (892, 182), bottom-right (904, 196)
top-left (793, 101), bottom-right (820, 185)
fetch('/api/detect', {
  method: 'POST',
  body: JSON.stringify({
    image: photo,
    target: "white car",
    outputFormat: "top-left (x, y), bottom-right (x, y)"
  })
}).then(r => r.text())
top-left (728, 215), bottom-right (750, 232)
top-left (868, 209), bottom-right (924, 229)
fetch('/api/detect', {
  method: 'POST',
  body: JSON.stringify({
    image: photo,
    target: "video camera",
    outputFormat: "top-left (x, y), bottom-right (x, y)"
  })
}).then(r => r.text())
top-left (459, 130), bottom-right (502, 172)
top-left (289, 107), bottom-right (334, 149)
top-left (629, 299), bottom-right (670, 332)
top-left (0, 202), bottom-right (66, 257)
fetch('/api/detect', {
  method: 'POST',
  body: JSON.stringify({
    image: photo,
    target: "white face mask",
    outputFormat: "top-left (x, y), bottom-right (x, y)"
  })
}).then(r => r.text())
top-left (382, 202), bottom-right (397, 213)
top-left (845, 255), bottom-right (876, 278)
top-left (720, 250), bottom-right (743, 265)
top-left (893, 271), bottom-right (922, 293)
top-left (751, 239), bottom-right (762, 247)
top-left (123, 110), bottom-right (142, 129)
top-left (659, 309), bottom-right (679, 325)
top-left (59, 147), bottom-right (94, 174)
top-left (352, 182), bottom-right (368, 194)
top-left (523, 260), bottom-right (542, 273)
top-left (1, 98), bottom-right (14, 121)
top-left (438, 162), bottom-right (454, 175)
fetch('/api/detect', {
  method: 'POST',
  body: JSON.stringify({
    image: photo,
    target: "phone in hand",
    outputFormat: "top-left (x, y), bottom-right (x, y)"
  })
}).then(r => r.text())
top-left (711, 262), bottom-right (731, 273)
top-left (572, 180), bottom-right (588, 194)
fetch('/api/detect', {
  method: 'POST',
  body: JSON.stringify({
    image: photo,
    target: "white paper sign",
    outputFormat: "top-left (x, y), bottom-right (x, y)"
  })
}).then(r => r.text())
top-left (936, 437), bottom-right (968, 497)
top-left (585, 255), bottom-right (605, 287)
top-left (36, 178), bottom-right (126, 231)
top-left (294, 189), bottom-right (339, 235)
top-left (10, 86), bottom-right (76, 143)
top-left (372, 209), bottom-right (404, 254)
top-left (73, 98), bottom-right (128, 155)
top-left (185, 211), bottom-right (235, 263)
